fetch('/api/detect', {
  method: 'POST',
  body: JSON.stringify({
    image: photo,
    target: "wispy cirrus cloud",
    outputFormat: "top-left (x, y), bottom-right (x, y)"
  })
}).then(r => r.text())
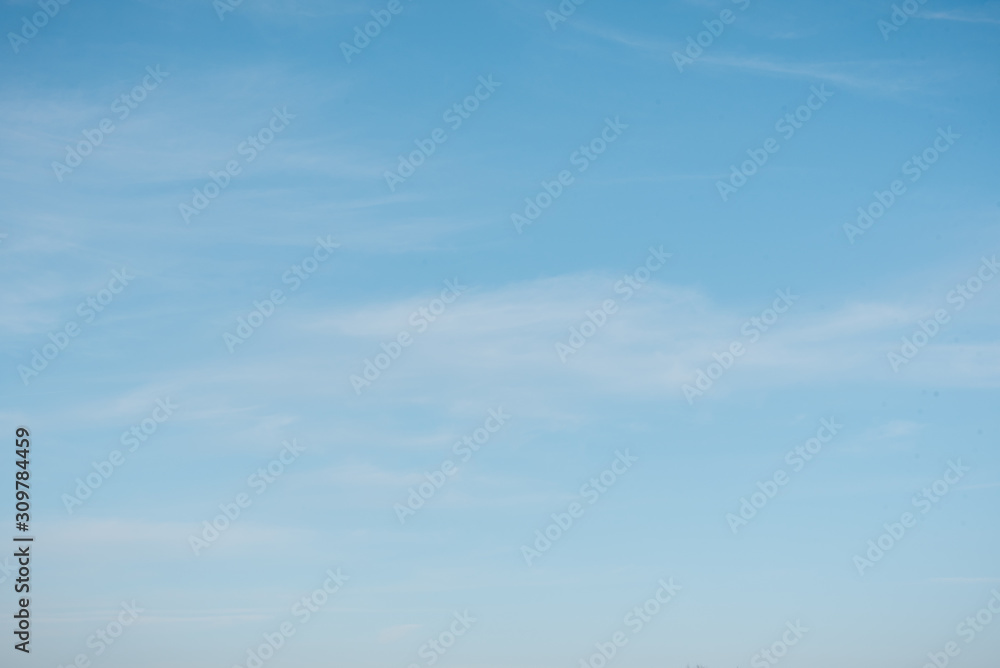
top-left (565, 20), bottom-right (943, 94)
top-left (920, 9), bottom-right (1000, 25)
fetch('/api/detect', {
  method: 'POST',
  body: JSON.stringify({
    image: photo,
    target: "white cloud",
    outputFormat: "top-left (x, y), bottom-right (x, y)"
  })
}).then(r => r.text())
top-left (920, 10), bottom-right (1000, 25)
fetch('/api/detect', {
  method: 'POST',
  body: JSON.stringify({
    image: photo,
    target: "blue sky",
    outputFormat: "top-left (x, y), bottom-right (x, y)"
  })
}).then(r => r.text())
top-left (2, 0), bottom-right (1000, 666)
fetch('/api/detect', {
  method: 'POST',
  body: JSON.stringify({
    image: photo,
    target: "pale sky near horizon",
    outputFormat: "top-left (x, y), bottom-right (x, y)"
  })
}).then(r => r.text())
top-left (2, 0), bottom-right (1000, 667)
